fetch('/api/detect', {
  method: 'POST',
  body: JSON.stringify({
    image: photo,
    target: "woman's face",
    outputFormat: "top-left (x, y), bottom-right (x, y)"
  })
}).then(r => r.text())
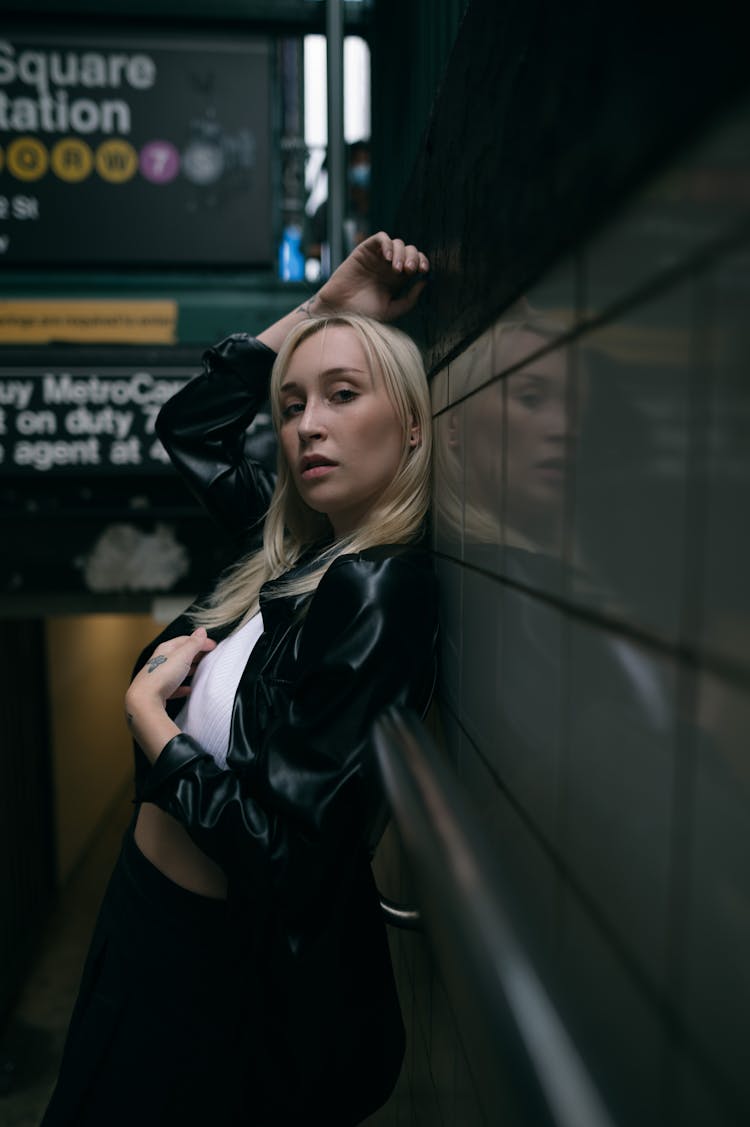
top-left (279, 326), bottom-right (409, 537)
top-left (504, 348), bottom-right (571, 519)
top-left (463, 332), bottom-right (573, 547)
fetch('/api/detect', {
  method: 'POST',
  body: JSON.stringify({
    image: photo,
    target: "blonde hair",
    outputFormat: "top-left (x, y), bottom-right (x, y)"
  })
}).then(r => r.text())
top-left (192, 313), bottom-right (432, 629)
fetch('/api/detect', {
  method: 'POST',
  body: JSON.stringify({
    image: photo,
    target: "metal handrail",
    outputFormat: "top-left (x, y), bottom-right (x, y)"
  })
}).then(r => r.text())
top-left (372, 706), bottom-right (617, 1127)
top-left (378, 894), bottom-right (421, 931)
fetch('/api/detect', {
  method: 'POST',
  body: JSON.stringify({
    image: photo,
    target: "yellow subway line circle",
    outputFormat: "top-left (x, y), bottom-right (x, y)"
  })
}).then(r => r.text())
top-left (95, 139), bottom-right (138, 183)
top-left (51, 138), bottom-right (94, 183)
top-left (6, 137), bottom-right (49, 181)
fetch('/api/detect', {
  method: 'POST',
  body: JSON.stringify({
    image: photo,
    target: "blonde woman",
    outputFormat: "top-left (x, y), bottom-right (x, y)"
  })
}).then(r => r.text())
top-left (43, 234), bottom-right (436, 1127)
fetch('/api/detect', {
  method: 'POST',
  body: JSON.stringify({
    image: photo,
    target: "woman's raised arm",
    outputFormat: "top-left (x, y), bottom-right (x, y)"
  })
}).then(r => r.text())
top-left (256, 231), bottom-right (429, 351)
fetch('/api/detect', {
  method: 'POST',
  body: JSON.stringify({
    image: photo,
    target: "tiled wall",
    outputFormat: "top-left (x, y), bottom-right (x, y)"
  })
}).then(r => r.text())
top-left (368, 1), bottom-right (750, 1122)
top-left (425, 97), bottom-right (750, 1126)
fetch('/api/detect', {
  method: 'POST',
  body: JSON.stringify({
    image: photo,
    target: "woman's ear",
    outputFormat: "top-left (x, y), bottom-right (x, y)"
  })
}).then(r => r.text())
top-left (408, 418), bottom-right (421, 448)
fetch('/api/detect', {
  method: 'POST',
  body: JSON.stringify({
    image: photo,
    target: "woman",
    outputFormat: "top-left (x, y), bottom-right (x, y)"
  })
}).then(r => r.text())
top-left (42, 233), bottom-right (437, 1126)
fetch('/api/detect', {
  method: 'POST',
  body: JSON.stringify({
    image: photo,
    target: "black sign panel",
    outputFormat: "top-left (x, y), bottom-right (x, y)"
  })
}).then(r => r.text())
top-left (0, 365), bottom-right (195, 474)
top-left (0, 361), bottom-right (277, 478)
top-left (0, 33), bottom-right (272, 265)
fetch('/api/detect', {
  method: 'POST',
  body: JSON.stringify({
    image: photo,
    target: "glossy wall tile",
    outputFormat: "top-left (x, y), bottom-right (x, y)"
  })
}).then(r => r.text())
top-left (682, 670), bottom-right (750, 1110)
top-left (400, 0), bottom-right (748, 376)
top-left (583, 96), bottom-right (750, 324)
top-left (458, 566), bottom-right (501, 758)
top-left (563, 620), bottom-right (677, 987)
top-left (699, 243), bottom-right (750, 672)
top-left (555, 886), bottom-right (668, 1127)
top-left (572, 283), bottom-right (692, 642)
top-left (456, 725), bottom-right (560, 964)
top-left (447, 326), bottom-right (493, 401)
top-left (522, 255), bottom-right (580, 348)
top-left (491, 586), bottom-right (564, 843)
top-left (672, 1050), bottom-right (746, 1127)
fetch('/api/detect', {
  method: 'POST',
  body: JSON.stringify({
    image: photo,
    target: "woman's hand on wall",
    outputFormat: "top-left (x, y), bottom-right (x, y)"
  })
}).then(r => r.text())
top-left (316, 231), bottom-right (430, 322)
top-left (124, 628), bottom-right (216, 763)
top-left (257, 232), bottom-right (429, 351)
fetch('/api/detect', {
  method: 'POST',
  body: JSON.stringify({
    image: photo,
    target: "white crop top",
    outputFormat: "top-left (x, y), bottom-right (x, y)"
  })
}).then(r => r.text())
top-left (174, 612), bottom-right (264, 769)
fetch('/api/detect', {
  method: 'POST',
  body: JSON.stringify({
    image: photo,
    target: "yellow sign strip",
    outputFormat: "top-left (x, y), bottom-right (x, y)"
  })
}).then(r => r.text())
top-left (0, 300), bottom-right (177, 344)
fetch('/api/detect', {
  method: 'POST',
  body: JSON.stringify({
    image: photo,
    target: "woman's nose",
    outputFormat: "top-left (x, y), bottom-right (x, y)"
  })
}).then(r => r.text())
top-left (545, 398), bottom-right (572, 440)
top-left (297, 401), bottom-right (326, 441)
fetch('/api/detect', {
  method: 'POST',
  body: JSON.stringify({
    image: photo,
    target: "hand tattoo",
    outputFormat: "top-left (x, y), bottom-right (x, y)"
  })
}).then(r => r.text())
top-left (147, 655), bottom-right (167, 673)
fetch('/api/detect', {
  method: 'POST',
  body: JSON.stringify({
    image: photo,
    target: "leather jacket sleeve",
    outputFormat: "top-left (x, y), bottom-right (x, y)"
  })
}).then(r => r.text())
top-left (139, 549), bottom-right (438, 922)
top-left (155, 333), bottom-right (277, 544)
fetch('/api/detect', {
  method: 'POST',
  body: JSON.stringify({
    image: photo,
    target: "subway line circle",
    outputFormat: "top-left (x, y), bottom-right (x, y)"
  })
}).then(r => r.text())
top-left (6, 137), bottom-right (48, 181)
top-left (139, 140), bottom-right (180, 184)
top-left (95, 139), bottom-right (138, 183)
top-left (51, 138), bottom-right (94, 183)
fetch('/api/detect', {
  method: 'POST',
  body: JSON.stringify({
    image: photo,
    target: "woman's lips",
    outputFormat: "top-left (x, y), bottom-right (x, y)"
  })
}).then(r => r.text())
top-left (535, 459), bottom-right (567, 479)
top-left (302, 463), bottom-right (336, 479)
top-left (300, 457), bottom-right (337, 479)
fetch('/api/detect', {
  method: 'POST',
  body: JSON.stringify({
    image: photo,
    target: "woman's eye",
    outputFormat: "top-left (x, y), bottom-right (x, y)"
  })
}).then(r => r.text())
top-left (517, 391), bottom-right (542, 409)
top-left (281, 402), bottom-right (304, 419)
top-left (331, 388), bottom-right (357, 403)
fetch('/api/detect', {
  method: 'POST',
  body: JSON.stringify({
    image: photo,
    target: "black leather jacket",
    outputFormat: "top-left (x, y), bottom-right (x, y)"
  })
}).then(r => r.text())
top-left (133, 333), bottom-right (438, 1124)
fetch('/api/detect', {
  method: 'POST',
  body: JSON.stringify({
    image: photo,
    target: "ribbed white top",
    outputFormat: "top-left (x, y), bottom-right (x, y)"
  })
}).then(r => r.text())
top-left (174, 612), bottom-right (264, 769)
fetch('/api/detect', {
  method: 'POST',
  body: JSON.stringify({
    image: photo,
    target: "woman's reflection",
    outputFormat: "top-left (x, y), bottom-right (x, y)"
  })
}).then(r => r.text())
top-left (504, 345), bottom-right (572, 556)
top-left (434, 307), bottom-right (675, 884)
top-left (436, 311), bottom-right (577, 586)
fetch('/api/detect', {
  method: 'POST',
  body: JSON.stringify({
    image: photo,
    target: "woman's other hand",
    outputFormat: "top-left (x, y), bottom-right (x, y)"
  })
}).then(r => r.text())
top-left (316, 232), bottom-right (430, 322)
top-left (124, 628), bottom-right (216, 762)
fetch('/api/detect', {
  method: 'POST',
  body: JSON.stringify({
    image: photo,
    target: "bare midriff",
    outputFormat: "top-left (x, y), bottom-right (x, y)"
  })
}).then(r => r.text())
top-left (134, 802), bottom-right (228, 899)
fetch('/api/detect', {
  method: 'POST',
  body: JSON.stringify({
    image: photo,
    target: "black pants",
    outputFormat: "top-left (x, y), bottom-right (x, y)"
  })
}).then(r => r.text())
top-left (41, 817), bottom-right (257, 1127)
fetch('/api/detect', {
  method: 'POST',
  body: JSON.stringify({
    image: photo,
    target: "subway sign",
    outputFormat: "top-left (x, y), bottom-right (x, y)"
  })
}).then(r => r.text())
top-left (0, 34), bottom-right (271, 265)
top-left (0, 365), bottom-right (192, 474)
